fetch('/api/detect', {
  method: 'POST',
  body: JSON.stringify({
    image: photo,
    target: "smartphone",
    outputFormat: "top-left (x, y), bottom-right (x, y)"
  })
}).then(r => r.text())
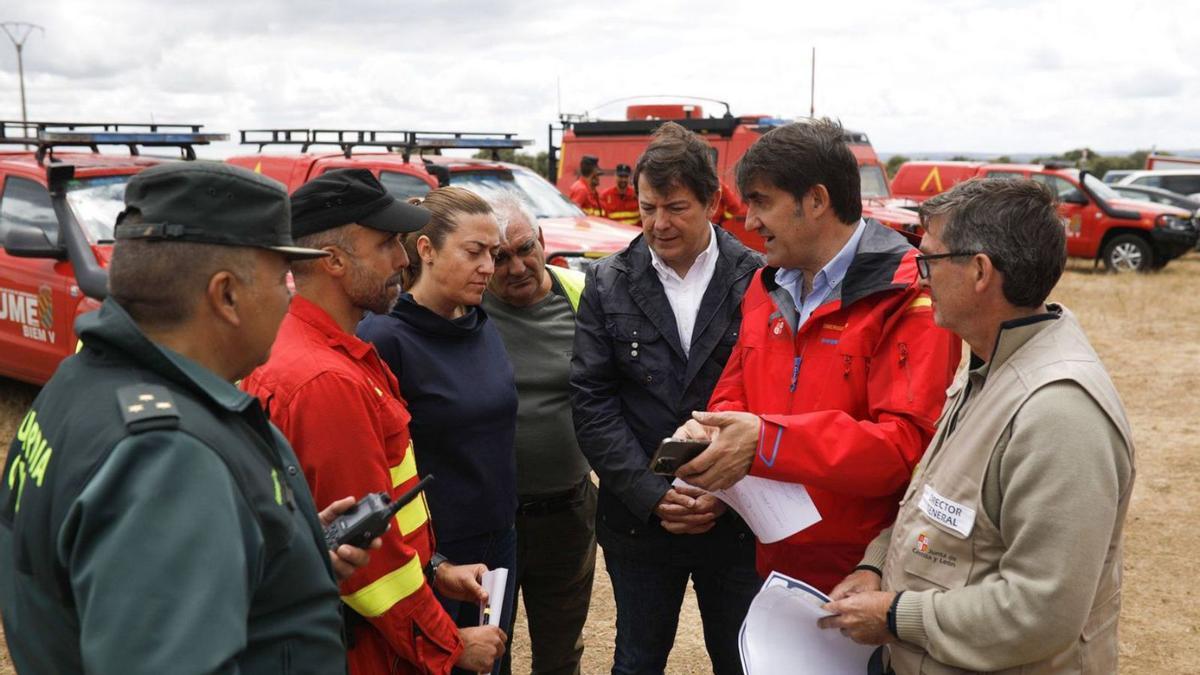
top-left (650, 438), bottom-right (711, 476)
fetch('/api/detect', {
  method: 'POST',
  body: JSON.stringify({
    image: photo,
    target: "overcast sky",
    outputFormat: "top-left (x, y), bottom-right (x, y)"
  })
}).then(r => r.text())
top-left (1, 0), bottom-right (1196, 160)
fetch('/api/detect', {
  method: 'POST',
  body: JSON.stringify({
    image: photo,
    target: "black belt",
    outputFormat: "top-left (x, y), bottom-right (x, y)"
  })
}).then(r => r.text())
top-left (516, 478), bottom-right (589, 517)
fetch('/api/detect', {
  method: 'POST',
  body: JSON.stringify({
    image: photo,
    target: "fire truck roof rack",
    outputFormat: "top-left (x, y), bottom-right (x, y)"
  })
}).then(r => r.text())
top-left (0, 121), bottom-right (227, 163)
top-left (239, 128), bottom-right (532, 161)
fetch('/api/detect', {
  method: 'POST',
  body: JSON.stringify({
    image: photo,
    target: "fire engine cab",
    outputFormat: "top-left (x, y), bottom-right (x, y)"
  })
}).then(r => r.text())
top-left (548, 101), bottom-right (923, 249)
top-left (228, 128), bottom-right (639, 272)
top-left (0, 121), bottom-right (225, 384)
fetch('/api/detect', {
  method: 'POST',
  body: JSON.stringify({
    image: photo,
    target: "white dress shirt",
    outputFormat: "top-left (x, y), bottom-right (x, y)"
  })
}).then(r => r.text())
top-left (648, 225), bottom-right (720, 357)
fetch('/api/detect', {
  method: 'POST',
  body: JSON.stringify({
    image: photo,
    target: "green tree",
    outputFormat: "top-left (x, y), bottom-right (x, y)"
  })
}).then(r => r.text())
top-left (472, 149), bottom-right (549, 176)
top-left (885, 154), bottom-right (910, 179)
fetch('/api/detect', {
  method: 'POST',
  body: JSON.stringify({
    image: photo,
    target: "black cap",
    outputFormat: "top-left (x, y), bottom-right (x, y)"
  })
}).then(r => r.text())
top-left (581, 154), bottom-right (603, 174)
top-left (114, 162), bottom-right (327, 260)
top-left (615, 163), bottom-right (631, 176)
top-left (290, 169), bottom-right (431, 238)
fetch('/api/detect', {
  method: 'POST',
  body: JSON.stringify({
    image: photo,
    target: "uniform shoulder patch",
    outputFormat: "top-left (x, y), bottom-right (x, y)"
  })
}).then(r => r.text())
top-left (117, 384), bottom-right (181, 433)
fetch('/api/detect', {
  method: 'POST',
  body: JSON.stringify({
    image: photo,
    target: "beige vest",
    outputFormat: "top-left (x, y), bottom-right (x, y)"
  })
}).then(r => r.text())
top-left (882, 309), bottom-right (1135, 674)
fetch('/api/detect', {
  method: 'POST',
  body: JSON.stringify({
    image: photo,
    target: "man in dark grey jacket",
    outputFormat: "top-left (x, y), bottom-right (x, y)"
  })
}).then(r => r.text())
top-left (571, 122), bottom-right (763, 675)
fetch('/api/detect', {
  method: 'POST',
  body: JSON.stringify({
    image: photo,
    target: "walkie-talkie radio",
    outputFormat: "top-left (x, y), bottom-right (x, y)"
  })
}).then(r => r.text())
top-left (323, 475), bottom-right (434, 550)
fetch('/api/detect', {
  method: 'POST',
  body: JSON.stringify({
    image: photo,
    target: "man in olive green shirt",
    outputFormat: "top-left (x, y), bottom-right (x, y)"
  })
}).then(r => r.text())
top-left (0, 163), bottom-right (376, 675)
top-left (482, 195), bottom-right (595, 675)
top-left (819, 178), bottom-right (1134, 674)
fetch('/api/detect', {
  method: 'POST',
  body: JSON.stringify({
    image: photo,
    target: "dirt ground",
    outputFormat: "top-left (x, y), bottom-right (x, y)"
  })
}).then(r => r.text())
top-left (1, 254), bottom-right (1198, 674)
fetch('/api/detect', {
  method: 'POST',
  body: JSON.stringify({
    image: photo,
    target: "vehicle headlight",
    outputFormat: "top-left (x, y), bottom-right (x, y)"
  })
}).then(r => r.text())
top-left (1156, 214), bottom-right (1191, 231)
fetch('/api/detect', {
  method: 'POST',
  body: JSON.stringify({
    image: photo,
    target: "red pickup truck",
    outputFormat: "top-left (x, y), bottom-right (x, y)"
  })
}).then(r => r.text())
top-left (228, 128), bottom-right (639, 272)
top-left (891, 161), bottom-right (1198, 271)
top-left (0, 121), bottom-right (224, 384)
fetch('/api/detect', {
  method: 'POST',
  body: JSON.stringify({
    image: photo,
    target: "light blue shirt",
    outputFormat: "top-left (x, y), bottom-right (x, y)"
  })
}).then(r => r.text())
top-left (775, 219), bottom-right (866, 329)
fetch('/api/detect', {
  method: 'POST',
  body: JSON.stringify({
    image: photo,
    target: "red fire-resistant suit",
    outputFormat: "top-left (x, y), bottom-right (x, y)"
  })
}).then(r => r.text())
top-left (599, 184), bottom-right (640, 226)
top-left (243, 297), bottom-right (463, 675)
top-left (708, 221), bottom-right (961, 593)
top-left (568, 177), bottom-right (605, 217)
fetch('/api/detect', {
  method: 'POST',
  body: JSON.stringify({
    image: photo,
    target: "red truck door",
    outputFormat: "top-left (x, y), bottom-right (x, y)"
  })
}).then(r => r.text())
top-left (0, 175), bottom-right (77, 384)
top-left (1031, 173), bottom-right (1093, 257)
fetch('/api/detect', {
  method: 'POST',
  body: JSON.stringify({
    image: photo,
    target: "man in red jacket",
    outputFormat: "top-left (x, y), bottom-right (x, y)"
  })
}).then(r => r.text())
top-left (599, 163), bottom-right (639, 226)
top-left (676, 120), bottom-right (961, 593)
top-left (242, 169), bottom-right (507, 674)
top-left (567, 155), bottom-right (605, 217)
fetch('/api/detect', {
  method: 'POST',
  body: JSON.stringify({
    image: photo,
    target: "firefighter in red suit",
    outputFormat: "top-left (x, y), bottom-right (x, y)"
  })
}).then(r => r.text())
top-left (674, 121), bottom-right (961, 593)
top-left (599, 163), bottom-right (640, 226)
top-left (568, 154), bottom-right (606, 217)
top-left (243, 169), bottom-right (507, 674)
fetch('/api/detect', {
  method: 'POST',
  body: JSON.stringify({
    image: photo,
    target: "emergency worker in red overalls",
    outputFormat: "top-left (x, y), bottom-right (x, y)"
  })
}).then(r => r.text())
top-left (599, 163), bottom-right (640, 226)
top-left (243, 169), bottom-right (507, 675)
top-left (568, 154), bottom-right (606, 217)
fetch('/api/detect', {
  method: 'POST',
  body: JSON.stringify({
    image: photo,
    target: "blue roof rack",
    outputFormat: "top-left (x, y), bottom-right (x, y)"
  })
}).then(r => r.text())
top-left (240, 127), bottom-right (532, 161)
top-left (0, 121), bottom-right (227, 162)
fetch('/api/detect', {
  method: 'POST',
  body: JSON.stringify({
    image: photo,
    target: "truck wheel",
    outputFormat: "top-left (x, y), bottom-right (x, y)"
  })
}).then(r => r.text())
top-left (1101, 235), bottom-right (1154, 272)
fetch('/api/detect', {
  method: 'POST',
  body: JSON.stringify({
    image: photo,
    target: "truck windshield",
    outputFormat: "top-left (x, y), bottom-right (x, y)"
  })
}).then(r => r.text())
top-left (451, 169), bottom-right (584, 219)
top-left (65, 175), bottom-right (130, 244)
top-left (860, 165), bottom-right (890, 199)
top-left (1079, 172), bottom-right (1122, 202)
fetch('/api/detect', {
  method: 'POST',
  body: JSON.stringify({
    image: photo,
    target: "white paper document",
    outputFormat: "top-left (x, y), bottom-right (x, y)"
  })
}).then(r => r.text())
top-left (739, 571), bottom-right (875, 674)
top-left (478, 568), bottom-right (508, 627)
top-left (675, 475), bottom-right (821, 543)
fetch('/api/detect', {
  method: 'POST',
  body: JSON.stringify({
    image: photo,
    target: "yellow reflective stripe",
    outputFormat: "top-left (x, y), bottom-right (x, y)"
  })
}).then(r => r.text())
top-left (907, 296), bottom-right (933, 312)
top-left (388, 442), bottom-right (428, 534)
top-left (395, 493), bottom-right (430, 535)
top-left (388, 443), bottom-right (418, 487)
top-left (340, 555), bottom-right (425, 617)
top-left (608, 210), bottom-right (639, 219)
top-left (547, 266), bottom-right (586, 313)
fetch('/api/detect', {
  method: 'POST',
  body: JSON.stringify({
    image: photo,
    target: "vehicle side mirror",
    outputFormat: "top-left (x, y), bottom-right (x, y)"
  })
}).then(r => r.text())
top-left (4, 224), bottom-right (67, 260)
top-left (1061, 191), bottom-right (1089, 206)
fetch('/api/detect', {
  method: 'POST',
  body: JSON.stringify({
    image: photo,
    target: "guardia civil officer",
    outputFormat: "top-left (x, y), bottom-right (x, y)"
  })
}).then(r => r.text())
top-left (0, 162), bottom-right (375, 675)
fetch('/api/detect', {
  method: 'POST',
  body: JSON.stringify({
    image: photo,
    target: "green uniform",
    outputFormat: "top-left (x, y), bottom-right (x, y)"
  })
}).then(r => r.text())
top-left (0, 299), bottom-right (346, 675)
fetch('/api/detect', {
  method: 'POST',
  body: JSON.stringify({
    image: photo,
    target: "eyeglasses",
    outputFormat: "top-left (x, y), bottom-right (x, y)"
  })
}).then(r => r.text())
top-left (915, 251), bottom-right (978, 279)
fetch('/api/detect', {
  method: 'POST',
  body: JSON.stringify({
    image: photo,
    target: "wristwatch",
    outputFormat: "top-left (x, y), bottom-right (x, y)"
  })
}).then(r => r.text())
top-left (426, 552), bottom-right (449, 584)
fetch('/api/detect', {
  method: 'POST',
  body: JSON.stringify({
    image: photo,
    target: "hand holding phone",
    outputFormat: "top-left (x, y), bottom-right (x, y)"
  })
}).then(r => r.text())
top-left (650, 438), bottom-right (711, 476)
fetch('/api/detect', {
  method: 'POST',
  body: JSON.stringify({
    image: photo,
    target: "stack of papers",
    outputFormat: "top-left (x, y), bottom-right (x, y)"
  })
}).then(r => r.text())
top-left (478, 568), bottom-right (508, 627)
top-left (739, 571), bottom-right (875, 674)
top-left (675, 475), bottom-right (821, 543)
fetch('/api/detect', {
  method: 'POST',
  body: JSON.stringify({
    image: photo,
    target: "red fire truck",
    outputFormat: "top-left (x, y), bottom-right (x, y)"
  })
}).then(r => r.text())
top-left (0, 121), bottom-right (225, 384)
top-left (228, 128), bottom-right (639, 272)
top-left (547, 101), bottom-right (923, 249)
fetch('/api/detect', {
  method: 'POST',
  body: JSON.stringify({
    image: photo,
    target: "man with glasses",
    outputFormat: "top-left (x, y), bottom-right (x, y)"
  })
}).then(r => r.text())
top-left (819, 177), bottom-right (1134, 674)
top-left (674, 119), bottom-right (961, 594)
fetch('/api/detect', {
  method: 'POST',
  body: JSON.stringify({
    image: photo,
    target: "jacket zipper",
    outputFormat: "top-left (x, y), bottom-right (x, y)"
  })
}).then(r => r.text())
top-left (898, 342), bottom-right (914, 403)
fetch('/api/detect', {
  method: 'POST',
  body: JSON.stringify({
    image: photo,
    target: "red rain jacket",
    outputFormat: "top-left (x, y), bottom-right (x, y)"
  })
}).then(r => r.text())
top-left (708, 221), bottom-right (961, 592)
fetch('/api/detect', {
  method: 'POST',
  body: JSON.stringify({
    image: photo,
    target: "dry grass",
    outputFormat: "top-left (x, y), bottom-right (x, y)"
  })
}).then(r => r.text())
top-left (2, 254), bottom-right (1198, 674)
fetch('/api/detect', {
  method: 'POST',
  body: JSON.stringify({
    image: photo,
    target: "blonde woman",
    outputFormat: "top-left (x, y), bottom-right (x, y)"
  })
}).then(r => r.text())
top-left (358, 187), bottom-right (518, 672)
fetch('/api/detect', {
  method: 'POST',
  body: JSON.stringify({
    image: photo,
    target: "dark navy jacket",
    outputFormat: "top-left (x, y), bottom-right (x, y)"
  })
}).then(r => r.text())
top-left (570, 228), bottom-right (763, 560)
top-left (359, 294), bottom-right (518, 544)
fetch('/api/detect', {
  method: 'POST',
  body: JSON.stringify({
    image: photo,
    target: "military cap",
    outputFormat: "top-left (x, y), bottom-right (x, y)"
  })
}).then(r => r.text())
top-left (290, 169), bottom-right (430, 239)
top-left (114, 161), bottom-right (327, 260)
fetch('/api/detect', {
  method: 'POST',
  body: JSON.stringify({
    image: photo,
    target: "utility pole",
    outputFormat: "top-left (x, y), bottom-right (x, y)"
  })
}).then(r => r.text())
top-left (1, 22), bottom-right (44, 126)
top-left (809, 47), bottom-right (816, 118)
